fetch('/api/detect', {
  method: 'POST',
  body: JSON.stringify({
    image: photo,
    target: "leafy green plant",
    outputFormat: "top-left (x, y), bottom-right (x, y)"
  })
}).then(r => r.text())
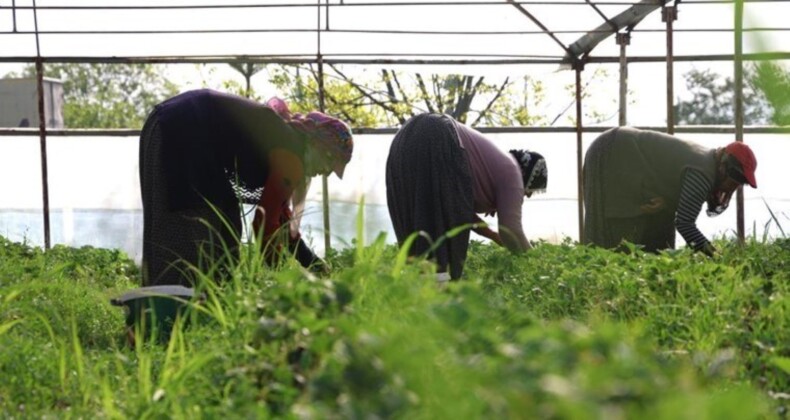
top-left (0, 227), bottom-right (787, 417)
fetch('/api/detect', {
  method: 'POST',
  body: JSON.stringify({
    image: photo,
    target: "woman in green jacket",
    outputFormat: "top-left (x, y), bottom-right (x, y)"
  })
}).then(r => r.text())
top-left (583, 127), bottom-right (757, 255)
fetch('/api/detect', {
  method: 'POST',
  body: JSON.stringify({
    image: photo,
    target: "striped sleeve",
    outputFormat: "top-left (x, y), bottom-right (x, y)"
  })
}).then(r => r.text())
top-left (675, 169), bottom-right (712, 251)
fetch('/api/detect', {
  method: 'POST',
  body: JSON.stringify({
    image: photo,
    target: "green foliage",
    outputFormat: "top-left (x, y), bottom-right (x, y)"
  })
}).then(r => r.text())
top-left (269, 64), bottom-right (387, 127)
top-left (226, 62), bottom-right (267, 100)
top-left (752, 61), bottom-right (790, 125)
top-left (745, 13), bottom-right (790, 127)
top-left (0, 234), bottom-right (788, 417)
top-left (484, 75), bottom-right (548, 127)
top-left (0, 236), bottom-right (139, 289)
top-left (560, 66), bottom-right (626, 126)
top-left (468, 239), bottom-right (790, 394)
top-left (674, 66), bottom-right (773, 125)
top-left (6, 63), bottom-right (178, 128)
top-left (267, 64), bottom-right (549, 127)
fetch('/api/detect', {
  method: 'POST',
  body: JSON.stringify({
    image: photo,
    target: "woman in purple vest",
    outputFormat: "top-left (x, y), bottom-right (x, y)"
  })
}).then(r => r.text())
top-left (139, 90), bottom-right (353, 286)
top-left (386, 113), bottom-right (548, 281)
top-left (584, 127), bottom-right (757, 255)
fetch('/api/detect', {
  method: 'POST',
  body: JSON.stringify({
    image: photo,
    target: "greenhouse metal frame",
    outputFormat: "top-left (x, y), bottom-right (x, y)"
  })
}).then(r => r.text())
top-left (1, 0), bottom-right (788, 252)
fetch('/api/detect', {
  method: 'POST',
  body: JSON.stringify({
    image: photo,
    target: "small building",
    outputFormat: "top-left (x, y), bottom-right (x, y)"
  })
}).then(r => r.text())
top-left (0, 77), bottom-right (64, 128)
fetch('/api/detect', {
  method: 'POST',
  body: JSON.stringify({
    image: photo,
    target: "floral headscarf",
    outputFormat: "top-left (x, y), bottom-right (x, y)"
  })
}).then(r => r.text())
top-left (265, 97), bottom-right (354, 178)
top-left (509, 149), bottom-right (548, 194)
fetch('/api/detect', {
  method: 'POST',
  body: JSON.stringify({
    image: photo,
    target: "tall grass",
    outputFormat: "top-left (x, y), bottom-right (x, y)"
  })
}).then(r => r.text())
top-left (0, 200), bottom-right (788, 417)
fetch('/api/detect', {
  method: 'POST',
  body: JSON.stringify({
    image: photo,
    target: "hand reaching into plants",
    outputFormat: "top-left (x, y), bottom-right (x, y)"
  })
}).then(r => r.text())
top-left (292, 236), bottom-right (330, 275)
top-left (472, 221), bottom-right (504, 247)
top-left (701, 242), bottom-right (717, 258)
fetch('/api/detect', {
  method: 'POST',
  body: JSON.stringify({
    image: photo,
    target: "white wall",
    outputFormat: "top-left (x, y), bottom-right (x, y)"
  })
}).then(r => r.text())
top-left (1, 132), bottom-right (788, 261)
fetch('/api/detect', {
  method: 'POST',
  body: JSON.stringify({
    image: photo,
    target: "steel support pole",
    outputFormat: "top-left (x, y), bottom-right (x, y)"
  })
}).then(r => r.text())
top-left (734, 0), bottom-right (745, 242)
top-left (616, 33), bottom-right (630, 127)
top-left (575, 65), bottom-right (585, 243)
top-left (662, 5), bottom-right (677, 134)
top-left (318, 59), bottom-right (331, 254)
top-left (33, 0), bottom-right (51, 250)
top-left (12, 0), bottom-right (18, 32)
top-left (317, 0), bottom-right (331, 253)
top-left (35, 59), bottom-right (51, 250)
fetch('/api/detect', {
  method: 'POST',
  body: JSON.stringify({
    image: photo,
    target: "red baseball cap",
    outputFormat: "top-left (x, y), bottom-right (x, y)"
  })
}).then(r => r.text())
top-left (725, 142), bottom-right (757, 188)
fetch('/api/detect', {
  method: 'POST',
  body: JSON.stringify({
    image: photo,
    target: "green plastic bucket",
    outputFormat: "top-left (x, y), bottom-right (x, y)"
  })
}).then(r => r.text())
top-left (111, 285), bottom-right (203, 345)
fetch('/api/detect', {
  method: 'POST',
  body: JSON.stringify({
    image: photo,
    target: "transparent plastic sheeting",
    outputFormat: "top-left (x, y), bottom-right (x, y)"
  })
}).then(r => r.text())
top-left (1, 132), bottom-right (788, 262)
top-left (0, 1), bottom-right (787, 58)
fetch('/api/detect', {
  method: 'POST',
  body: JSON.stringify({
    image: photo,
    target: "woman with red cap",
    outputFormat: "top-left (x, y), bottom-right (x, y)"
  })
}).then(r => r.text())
top-left (583, 127), bottom-right (757, 256)
top-left (139, 89), bottom-right (353, 286)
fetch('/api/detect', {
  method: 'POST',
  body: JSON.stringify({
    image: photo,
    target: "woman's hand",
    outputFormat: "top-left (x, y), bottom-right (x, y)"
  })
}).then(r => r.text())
top-left (291, 236), bottom-right (329, 273)
top-left (701, 242), bottom-right (717, 258)
top-left (472, 221), bottom-right (504, 246)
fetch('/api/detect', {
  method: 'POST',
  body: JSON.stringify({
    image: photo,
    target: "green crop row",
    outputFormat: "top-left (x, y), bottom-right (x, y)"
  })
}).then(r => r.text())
top-left (1, 233), bottom-right (788, 418)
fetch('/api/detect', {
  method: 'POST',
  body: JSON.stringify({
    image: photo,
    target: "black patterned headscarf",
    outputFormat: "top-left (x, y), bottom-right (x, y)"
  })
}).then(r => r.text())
top-left (509, 149), bottom-right (548, 194)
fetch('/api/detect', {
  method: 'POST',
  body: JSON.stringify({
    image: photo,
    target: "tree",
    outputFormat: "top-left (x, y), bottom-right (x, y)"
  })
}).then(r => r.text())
top-left (474, 75), bottom-right (547, 127)
top-left (5, 63), bottom-right (178, 129)
top-left (227, 62), bottom-right (267, 99)
top-left (267, 64), bottom-right (548, 127)
top-left (752, 61), bottom-right (790, 126)
top-left (268, 64), bottom-right (390, 127)
top-left (555, 67), bottom-right (630, 126)
top-left (674, 66), bottom-right (771, 125)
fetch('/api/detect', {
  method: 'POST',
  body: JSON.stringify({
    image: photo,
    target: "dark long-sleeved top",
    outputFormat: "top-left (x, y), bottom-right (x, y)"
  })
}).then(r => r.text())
top-left (675, 168), bottom-right (712, 251)
top-left (154, 89), bottom-right (306, 240)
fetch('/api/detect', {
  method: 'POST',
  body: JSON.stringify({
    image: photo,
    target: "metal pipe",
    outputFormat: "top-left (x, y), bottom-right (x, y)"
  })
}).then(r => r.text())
top-left (9, 1), bottom-right (719, 10)
top-left (7, 0), bottom-right (788, 10)
top-left (325, 0), bottom-right (330, 30)
top-left (585, 0), bottom-right (618, 33)
top-left (12, 0), bottom-right (17, 32)
top-left (735, 0), bottom-right (745, 242)
top-left (663, 5), bottom-right (677, 135)
top-left (617, 32), bottom-right (630, 126)
top-left (33, 0), bottom-right (51, 250)
top-left (2, 52), bottom-right (790, 66)
top-left (317, 0), bottom-right (332, 254)
top-left (507, 0), bottom-right (577, 59)
top-left (35, 60), bottom-right (51, 251)
top-left (575, 65), bottom-right (585, 243)
top-left (1, 27), bottom-right (787, 36)
top-left (3, 125), bottom-right (790, 137)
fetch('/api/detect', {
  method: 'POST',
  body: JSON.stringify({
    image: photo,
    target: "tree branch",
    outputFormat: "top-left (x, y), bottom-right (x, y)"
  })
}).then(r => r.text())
top-left (453, 76), bottom-right (485, 121)
top-left (471, 77), bottom-right (510, 127)
top-left (415, 73), bottom-right (436, 114)
top-left (324, 64), bottom-right (402, 117)
top-left (549, 73), bottom-right (598, 126)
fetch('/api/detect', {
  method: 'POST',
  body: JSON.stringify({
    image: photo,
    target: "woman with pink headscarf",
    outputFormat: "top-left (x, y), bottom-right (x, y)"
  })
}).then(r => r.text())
top-left (139, 89), bottom-right (353, 286)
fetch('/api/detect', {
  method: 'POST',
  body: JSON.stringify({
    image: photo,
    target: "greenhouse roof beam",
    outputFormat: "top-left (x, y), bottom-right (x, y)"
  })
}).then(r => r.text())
top-left (564, 0), bottom-right (663, 62)
top-left (2, 27), bottom-right (788, 37)
top-left (1, 52), bottom-right (789, 65)
top-left (585, 0), bottom-right (619, 34)
top-left (506, 0), bottom-right (577, 65)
